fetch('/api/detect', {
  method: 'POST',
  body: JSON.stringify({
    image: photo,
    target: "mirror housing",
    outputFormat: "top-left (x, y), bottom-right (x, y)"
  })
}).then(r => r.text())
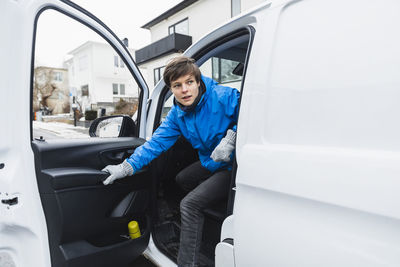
top-left (89, 115), bottom-right (136, 137)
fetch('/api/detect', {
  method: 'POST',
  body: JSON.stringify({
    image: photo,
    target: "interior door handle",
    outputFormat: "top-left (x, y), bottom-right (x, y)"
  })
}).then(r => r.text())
top-left (100, 148), bottom-right (136, 165)
top-left (105, 151), bottom-right (125, 162)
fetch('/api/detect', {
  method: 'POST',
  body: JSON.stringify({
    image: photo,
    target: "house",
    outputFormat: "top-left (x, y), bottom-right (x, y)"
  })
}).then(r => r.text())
top-left (135, 0), bottom-right (266, 91)
top-left (64, 40), bottom-right (139, 116)
top-left (33, 66), bottom-right (69, 114)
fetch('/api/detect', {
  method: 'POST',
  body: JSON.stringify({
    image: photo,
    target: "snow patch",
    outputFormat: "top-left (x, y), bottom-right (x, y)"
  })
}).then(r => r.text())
top-left (33, 121), bottom-right (89, 139)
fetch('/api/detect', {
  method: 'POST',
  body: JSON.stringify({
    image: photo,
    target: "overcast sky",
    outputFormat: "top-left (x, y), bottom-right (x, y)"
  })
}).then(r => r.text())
top-left (35, 0), bottom-right (181, 67)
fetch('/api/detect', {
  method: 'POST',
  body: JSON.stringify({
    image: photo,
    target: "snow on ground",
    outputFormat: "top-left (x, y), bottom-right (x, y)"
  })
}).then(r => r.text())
top-left (33, 121), bottom-right (90, 139)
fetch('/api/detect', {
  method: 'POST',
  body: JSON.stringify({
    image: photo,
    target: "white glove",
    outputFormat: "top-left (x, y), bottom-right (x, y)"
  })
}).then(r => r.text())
top-left (102, 160), bottom-right (134, 185)
top-left (211, 129), bottom-right (236, 162)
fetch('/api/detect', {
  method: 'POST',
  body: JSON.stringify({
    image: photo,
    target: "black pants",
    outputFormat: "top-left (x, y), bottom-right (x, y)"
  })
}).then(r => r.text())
top-left (176, 161), bottom-right (231, 267)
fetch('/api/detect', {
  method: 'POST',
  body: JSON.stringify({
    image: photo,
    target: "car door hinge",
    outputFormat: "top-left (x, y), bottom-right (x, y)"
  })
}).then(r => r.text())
top-left (1, 197), bottom-right (18, 206)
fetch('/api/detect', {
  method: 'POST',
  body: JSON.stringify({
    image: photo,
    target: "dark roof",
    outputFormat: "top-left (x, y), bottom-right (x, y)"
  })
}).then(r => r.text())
top-left (141, 0), bottom-right (200, 29)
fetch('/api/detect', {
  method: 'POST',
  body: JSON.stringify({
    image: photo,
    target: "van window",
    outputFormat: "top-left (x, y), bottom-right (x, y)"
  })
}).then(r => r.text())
top-left (32, 9), bottom-right (140, 140)
top-left (211, 57), bottom-right (242, 85)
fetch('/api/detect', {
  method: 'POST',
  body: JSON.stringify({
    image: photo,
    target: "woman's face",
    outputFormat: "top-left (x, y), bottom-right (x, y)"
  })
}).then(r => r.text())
top-left (170, 74), bottom-right (200, 106)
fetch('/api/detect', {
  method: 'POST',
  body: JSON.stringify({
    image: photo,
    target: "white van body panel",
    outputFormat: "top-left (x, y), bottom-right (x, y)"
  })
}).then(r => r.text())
top-left (1, 1), bottom-right (53, 266)
top-left (220, 215), bottom-right (234, 243)
top-left (235, 0), bottom-right (400, 265)
top-left (215, 242), bottom-right (235, 267)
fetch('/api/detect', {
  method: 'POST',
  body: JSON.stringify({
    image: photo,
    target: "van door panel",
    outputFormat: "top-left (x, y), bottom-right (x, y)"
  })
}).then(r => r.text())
top-left (32, 138), bottom-right (151, 267)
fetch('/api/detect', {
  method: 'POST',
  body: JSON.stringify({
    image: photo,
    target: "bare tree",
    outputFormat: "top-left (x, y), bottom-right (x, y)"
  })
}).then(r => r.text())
top-left (33, 67), bottom-right (57, 112)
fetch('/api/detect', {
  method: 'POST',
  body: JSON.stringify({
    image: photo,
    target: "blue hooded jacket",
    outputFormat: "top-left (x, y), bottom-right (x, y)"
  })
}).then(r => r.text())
top-left (126, 75), bottom-right (240, 173)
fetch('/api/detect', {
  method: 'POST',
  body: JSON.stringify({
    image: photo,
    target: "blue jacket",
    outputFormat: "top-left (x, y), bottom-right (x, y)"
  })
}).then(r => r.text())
top-left (126, 75), bottom-right (240, 173)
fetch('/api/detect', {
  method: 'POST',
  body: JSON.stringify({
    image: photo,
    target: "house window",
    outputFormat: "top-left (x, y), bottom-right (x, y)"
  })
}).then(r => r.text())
top-left (168, 18), bottom-right (188, 35)
top-left (81, 84), bottom-right (89, 96)
top-left (114, 56), bottom-right (125, 68)
top-left (53, 71), bottom-right (63, 82)
top-left (154, 66), bottom-right (165, 85)
top-left (231, 0), bottom-right (241, 17)
top-left (112, 83), bottom-right (118, 95)
top-left (212, 57), bottom-right (242, 84)
top-left (120, 84), bottom-right (125, 95)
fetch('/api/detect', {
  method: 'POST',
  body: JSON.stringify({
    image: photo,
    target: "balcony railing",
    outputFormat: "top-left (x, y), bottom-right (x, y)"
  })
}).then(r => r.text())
top-left (135, 33), bottom-right (192, 65)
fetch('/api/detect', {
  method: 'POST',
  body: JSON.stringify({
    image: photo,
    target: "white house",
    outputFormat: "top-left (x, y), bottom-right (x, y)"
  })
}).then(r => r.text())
top-left (136, 0), bottom-right (266, 91)
top-left (33, 66), bottom-right (69, 114)
top-left (64, 40), bottom-right (139, 115)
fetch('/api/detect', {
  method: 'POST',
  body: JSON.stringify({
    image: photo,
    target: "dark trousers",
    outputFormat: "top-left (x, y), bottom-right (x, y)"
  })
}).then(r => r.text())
top-left (176, 161), bottom-right (231, 267)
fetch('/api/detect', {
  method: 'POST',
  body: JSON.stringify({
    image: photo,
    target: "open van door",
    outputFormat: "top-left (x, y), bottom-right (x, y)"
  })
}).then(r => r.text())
top-left (0, 1), bottom-right (151, 266)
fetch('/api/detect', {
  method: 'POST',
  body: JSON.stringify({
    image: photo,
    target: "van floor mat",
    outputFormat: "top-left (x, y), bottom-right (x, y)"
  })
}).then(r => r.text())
top-left (154, 221), bottom-right (180, 245)
top-left (153, 221), bottom-right (214, 266)
top-left (153, 221), bottom-right (180, 262)
top-left (157, 197), bottom-right (180, 222)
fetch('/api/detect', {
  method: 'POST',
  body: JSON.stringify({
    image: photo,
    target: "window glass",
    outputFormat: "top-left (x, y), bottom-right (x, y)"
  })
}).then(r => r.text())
top-left (154, 68), bottom-right (160, 85)
top-left (161, 94), bottom-right (174, 122)
top-left (220, 58), bottom-right (241, 83)
top-left (112, 83), bottom-right (118, 95)
top-left (211, 57), bottom-right (219, 81)
top-left (231, 0), bottom-right (241, 17)
top-left (53, 72), bottom-right (63, 82)
top-left (81, 85), bottom-right (89, 96)
top-left (169, 18), bottom-right (188, 35)
top-left (174, 19), bottom-right (188, 35)
top-left (114, 55), bottom-right (119, 67)
top-left (154, 66), bottom-right (165, 85)
top-left (160, 66), bottom-right (165, 78)
top-left (210, 57), bottom-right (242, 86)
top-left (168, 26), bottom-right (174, 35)
top-left (33, 9), bottom-right (140, 139)
top-left (120, 84), bottom-right (125, 95)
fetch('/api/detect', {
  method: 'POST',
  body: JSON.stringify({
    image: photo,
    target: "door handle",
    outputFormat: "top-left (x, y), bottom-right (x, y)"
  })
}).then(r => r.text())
top-left (105, 151), bottom-right (125, 162)
top-left (1, 197), bottom-right (18, 206)
top-left (100, 149), bottom-right (136, 165)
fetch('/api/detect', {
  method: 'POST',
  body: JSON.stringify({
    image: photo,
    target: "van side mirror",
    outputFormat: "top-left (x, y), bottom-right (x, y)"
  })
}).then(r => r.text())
top-left (89, 115), bottom-right (136, 137)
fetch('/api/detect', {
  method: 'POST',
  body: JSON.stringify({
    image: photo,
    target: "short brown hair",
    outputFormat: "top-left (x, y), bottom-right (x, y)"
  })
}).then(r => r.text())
top-left (163, 56), bottom-right (201, 87)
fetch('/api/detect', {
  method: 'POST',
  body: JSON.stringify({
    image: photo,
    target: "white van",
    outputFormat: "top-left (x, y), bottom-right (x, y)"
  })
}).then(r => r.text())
top-left (1, 0), bottom-right (400, 266)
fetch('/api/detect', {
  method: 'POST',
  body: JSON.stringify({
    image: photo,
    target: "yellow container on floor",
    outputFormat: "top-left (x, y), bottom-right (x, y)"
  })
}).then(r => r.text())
top-left (128, 221), bottom-right (141, 239)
